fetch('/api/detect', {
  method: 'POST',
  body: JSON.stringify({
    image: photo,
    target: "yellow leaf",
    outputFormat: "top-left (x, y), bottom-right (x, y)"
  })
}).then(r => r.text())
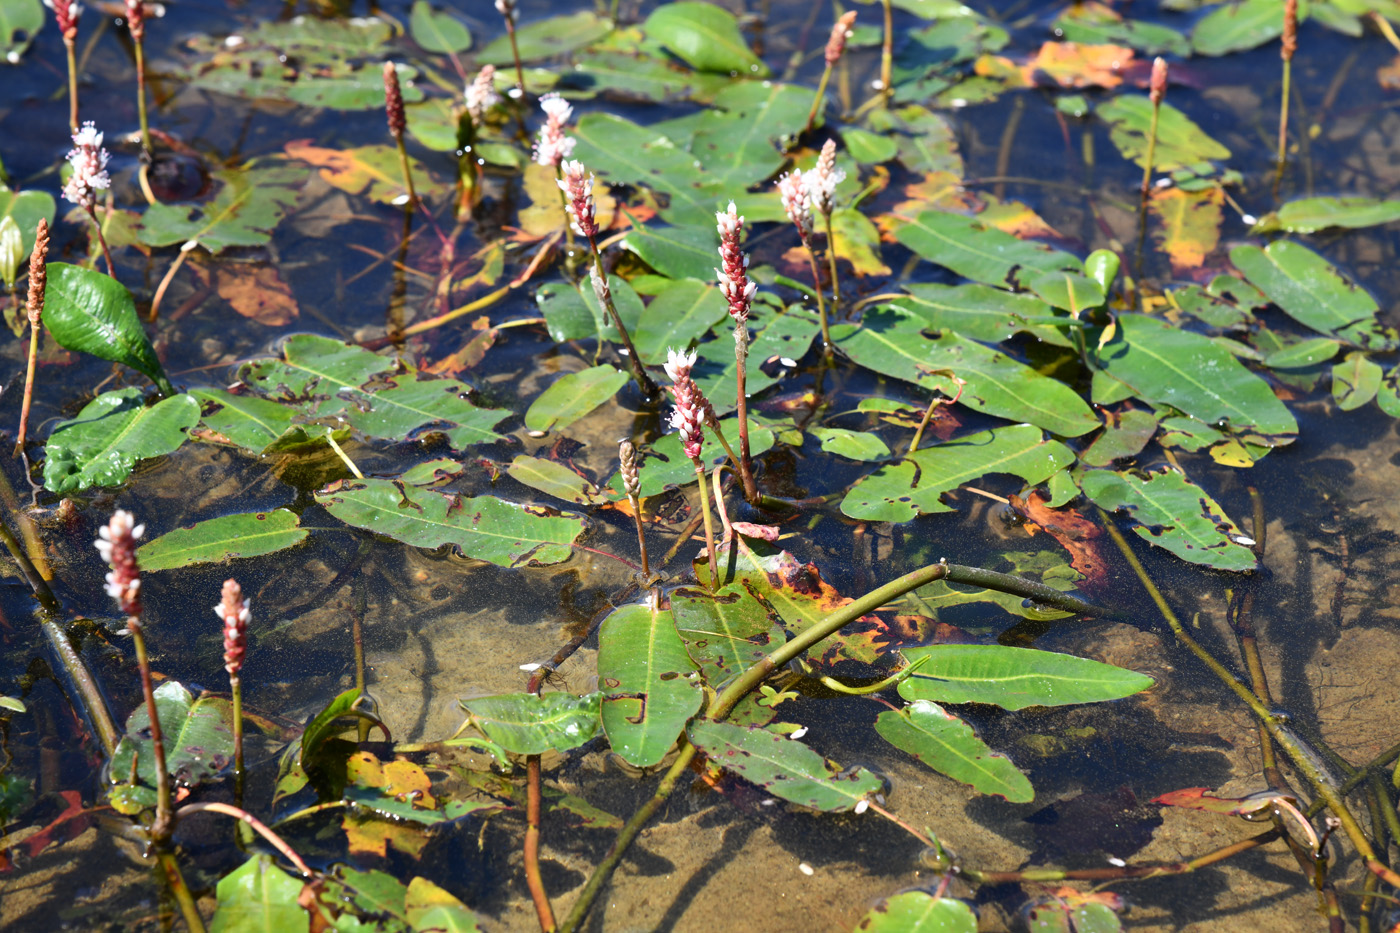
top-left (1149, 186), bottom-right (1224, 273)
top-left (285, 140), bottom-right (435, 204)
top-left (343, 814), bottom-right (430, 858)
top-left (216, 264), bottom-right (299, 326)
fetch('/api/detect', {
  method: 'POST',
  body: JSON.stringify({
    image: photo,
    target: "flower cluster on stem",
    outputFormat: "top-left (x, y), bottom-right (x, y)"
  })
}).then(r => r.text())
top-left (62, 122), bottom-right (110, 212)
top-left (533, 93), bottom-right (576, 167)
top-left (45, 0), bottom-right (80, 40)
top-left (824, 11), bottom-right (857, 65)
top-left (466, 66), bottom-right (499, 126)
top-left (665, 348), bottom-right (706, 462)
top-left (383, 63), bottom-right (407, 140)
top-left (95, 509), bottom-right (143, 618)
top-left (716, 202), bottom-right (755, 324)
top-left (777, 170), bottom-right (812, 243)
top-left (558, 160), bottom-right (598, 239)
top-left (808, 139), bottom-right (844, 220)
top-left (218, 579), bottom-right (249, 677)
top-left (125, 0), bottom-right (143, 42)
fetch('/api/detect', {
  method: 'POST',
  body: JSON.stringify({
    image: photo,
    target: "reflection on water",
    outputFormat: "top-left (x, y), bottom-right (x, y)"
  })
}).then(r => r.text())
top-left (1, 0), bottom-right (1399, 930)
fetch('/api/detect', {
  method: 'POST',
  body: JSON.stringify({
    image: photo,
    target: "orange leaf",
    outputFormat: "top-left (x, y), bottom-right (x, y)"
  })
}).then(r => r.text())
top-left (285, 140), bottom-right (431, 204)
top-left (1149, 186), bottom-right (1224, 273)
top-left (216, 265), bottom-right (298, 326)
top-left (1022, 42), bottom-right (1134, 89)
top-left (425, 327), bottom-right (498, 376)
top-left (1008, 492), bottom-right (1109, 589)
top-left (343, 814), bottom-right (430, 858)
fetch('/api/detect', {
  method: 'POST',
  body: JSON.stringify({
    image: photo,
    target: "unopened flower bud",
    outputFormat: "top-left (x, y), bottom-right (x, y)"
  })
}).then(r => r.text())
top-left (716, 202), bottom-right (753, 323)
top-left (217, 579), bottom-right (250, 677)
top-left (0, 217), bottom-right (20, 290)
top-left (1149, 57), bottom-right (1168, 106)
top-left (825, 11), bottom-right (857, 66)
top-left (619, 440), bottom-right (640, 500)
top-left (96, 509), bottom-right (144, 618)
top-left (25, 219), bottom-right (47, 326)
top-left (44, 0), bottom-right (81, 41)
top-left (383, 62), bottom-right (406, 140)
top-left (125, 0), bottom-right (144, 42)
top-left (1281, 0), bottom-right (1298, 61)
top-left (808, 139), bottom-right (844, 218)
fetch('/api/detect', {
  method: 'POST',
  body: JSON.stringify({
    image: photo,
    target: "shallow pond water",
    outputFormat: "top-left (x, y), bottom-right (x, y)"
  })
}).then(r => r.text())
top-left (2, 0), bottom-right (1400, 930)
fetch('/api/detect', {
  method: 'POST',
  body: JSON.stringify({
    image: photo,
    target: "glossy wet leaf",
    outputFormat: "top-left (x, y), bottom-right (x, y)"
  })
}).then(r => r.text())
top-left (0, 186), bottom-right (54, 258)
top-left (316, 478), bottom-right (584, 567)
top-left (1332, 351), bottom-right (1383, 410)
top-left (854, 890), bottom-right (978, 933)
top-left (111, 682), bottom-right (235, 790)
top-left (830, 207), bottom-right (892, 276)
top-left (478, 11), bottom-right (611, 63)
top-left (811, 427), bottom-right (892, 461)
top-left (631, 279), bottom-right (729, 365)
top-left (139, 163), bottom-right (304, 254)
top-left (405, 876), bottom-right (483, 932)
top-left (623, 222), bottom-right (718, 282)
top-left (893, 209), bottom-right (1080, 288)
top-left (0, 0), bottom-right (42, 63)
top-left (573, 112), bottom-right (727, 226)
top-left (835, 306), bottom-right (1099, 437)
top-left (1081, 467), bottom-right (1257, 571)
top-left (408, 1), bottom-right (471, 54)
top-left (1028, 271), bottom-right (1104, 314)
top-left (671, 585), bottom-right (787, 689)
top-left (136, 510), bottom-right (307, 571)
top-left (1097, 97), bottom-right (1231, 172)
top-left (892, 283), bottom-right (1070, 346)
top-left (301, 687), bottom-right (388, 764)
top-left (898, 645), bottom-right (1153, 710)
top-left (1262, 337), bottom-right (1341, 370)
top-left (841, 424), bottom-right (1075, 522)
top-left (1251, 195), bottom-right (1400, 234)
top-left (524, 365), bottom-right (628, 433)
top-left (1051, 3), bottom-right (1190, 56)
top-left (1192, 0), bottom-right (1308, 55)
top-left (43, 263), bottom-right (172, 394)
top-left (1081, 408), bottom-right (1160, 467)
top-left (567, 49), bottom-right (729, 101)
top-left (43, 389), bottom-right (199, 495)
top-left (876, 700), bottom-right (1032, 801)
top-left (1150, 186), bottom-right (1224, 273)
top-left (191, 388), bottom-right (297, 452)
top-left (459, 692), bottom-right (602, 755)
top-left (1095, 314), bottom-right (1298, 442)
top-left (694, 304), bottom-right (820, 414)
top-left (317, 866), bottom-right (409, 927)
top-left (597, 603), bottom-right (702, 767)
top-left (506, 456), bottom-right (605, 506)
top-left (1230, 241), bottom-right (1396, 349)
top-left (285, 141), bottom-right (435, 204)
top-left (686, 81), bottom-right (811, 186)
top-left (242, 335), bottom-right (510, 449)
top-left (210, 855), bottom-right (308, 933)
top-left (688, 720), bottom-right (883, 811)
top-left (644, 2), bottom-right (767, 75)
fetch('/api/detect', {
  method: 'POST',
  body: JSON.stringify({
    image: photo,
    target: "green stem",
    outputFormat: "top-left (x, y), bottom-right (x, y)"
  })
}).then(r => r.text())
top-left (1141, 99), bottom-right (1161, 198)
top-left (692, 458), bottom-right (718, 591)
top-left (804, 241), bottom-right (830, 354)
top-left (134, 37), bottom-right (151, 154)
top-left (1278, 58), bottom-right (1292, 168)
top-left (157, 852), bottom-right (207, 933)
top-left (879, 0), bottom-right (893, 103)
top-left (804, 63), bottom-right (834, 137)
top-left (822, 210), bottom-right (840, 313)
top-left (41, 614), bottom-right (119, 754)
top-left (394, 135), bottom-right (417, 206)
top-left (732, 320), bottom-right (759, 502)
top-left (587, 245), bottom-right (657, 397)
top-left (130, 620), bottom-right (174, 844)
top-left (231, 674), bottom-right (244, 807)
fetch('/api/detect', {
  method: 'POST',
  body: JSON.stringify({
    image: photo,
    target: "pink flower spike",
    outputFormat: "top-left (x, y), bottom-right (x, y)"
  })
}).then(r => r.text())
top-left (808, 139), bottom-right (845, 217)
top-left (664, 346), bottom-right (697, 385)
top-left (96, 509), bottom-right (143, 617)
top-left (217, 579), bottom-right (250, 677)
top-left (715, 201), bottom-right (754, 323)
top-left (44, 0), bottom-right (81, 39)
top-left (777, 170), bottom-right (812, 241)
top-left (533, 92), bottom-right (576, 167)
top-left (63, 121), bottom-right (111, 211)
top-left (665, 346), bottom-right (707, 461)
top-left (125, 0), bottom-right (143, 41)
top-left (557, 160), bottom-right (598, 238)
top-left (466, 65), bottom-right (500, 126)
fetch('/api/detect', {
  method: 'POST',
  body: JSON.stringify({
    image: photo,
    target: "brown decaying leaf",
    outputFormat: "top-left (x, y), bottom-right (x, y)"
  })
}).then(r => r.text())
top-left (216, 265), bottom-right (299, 326)
top-left (979, 42), bottom-right (1134, 90)
top-left (343, 813), bottom-right (430, 858)
top-left (1149, 186), bottom-right (1224, 274)
top-left (426, 326), bottom-right (498, 376)
top-left (1378, 55), bottom-right (1400, 90)
top-left (1008, 492), bottom-right (1109, 589)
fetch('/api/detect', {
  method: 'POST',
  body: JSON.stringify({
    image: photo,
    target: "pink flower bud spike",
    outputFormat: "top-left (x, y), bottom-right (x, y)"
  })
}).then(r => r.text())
top-left (62, 122), bottom-right (115, 275)
top-left (126, 0), bottom-right (151, 155)
top-left (777, 169), bottom-right (830, 354)
top-left (715, 203), bottom-right (761, 504)
top-left (619, 440), bottom-right (651, 581)
top-left (217, 579), bottom-right (250, 800)
top-left (1141, 58), bottom-right (1168, 198)
top-left (666, 348), bottom-right (719, 590)
top-left (804, 11), bottom-right (857, 137)
top-left (810, 139), bottom-right (845, 312)
top-left (384, 63), bottom-right (417, 206)
top-left (16, 220), bottom-right (47, 457)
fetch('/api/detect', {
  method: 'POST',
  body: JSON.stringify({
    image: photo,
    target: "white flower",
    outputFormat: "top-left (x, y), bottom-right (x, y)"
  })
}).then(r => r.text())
top-left (495, 0), bottom-right (517, 23)
top-left (465, 66), bottom-right (500, 124)
top-left (63, 121), bottom-right (111, 210)
top-left (539, 92), bottom-right (572, 124)
top-left (777, 170), bottom-right (811, 239)
top-left (663, 347), bottom-right (697, 384)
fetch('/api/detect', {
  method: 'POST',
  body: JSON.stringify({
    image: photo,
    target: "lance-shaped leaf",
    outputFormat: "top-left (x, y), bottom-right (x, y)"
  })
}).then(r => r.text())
top-left (524, 365), bottom-right (628, 433)
top-left (1229, 241), bottom-right (1397, 350)
top-left (408, 0), bottom-right (471, 54)
top-left (1192, 0), bottom-right (1307, 55)
top-left (212, 855), bottom-right (309, 933)
top-left (1080, 467), bottom-right (1257, 571)
top-left (506, 456), bottom-right (606, 506)
top-left (644, 2), bottom-right (767, 75)
top-left (1095, 313), bottom-right (1297, 442)
top-left (136, 509), bottom-right (308, 571)
top-left (688, 720), bottom-right (883, 812)
top-left (854, 891), bottom-right (979, 933)
top-left (573, 112), bottom-right (727, 226)
top-left (1333, 351), bottom-right (1383, 411)
top-left (811, 427), bottom-right (891, 461)
top-left (43, 264), bottom-right (173, 394)
top-left (138, 163), bottom-right (305, 254)
top-left (605, 416), bottom-right (775, 499)
top-left (876, 700), bottom-right (1032, 801)
top-left (893, 209), bottom-right (1080, 288)
top-left (43, 389), bottom-right (199, 494)
top-left (1028, 271), bottom-right (1104, 314)
top-left (1051, 5), bottom-right (1189, 56)
top-left (898, 645), bottom-right (1154, 710)
top-left (477, 11), bottom-right (611, 63)
top-left (892, 283), bottom-right (1071, 346)
top-left (111, 681), bottom-right (235, 790)
top-left (241, 335), bottom-right (510, 449)
top-left (841, 424), bottom-right (1076, 523)
top-left (191, 387), bottom-right (297, 452)
top-left (597, 603), bottom-right (703, 767)
top-left (631, 279), bottom-right (729, 365)
top-left (694, 303), bottom-right (820, 414)
top-left (686, 81), bottom-right (811, 187)
top-left (834, 306), bottom-right (1099, 436)
top-left (1251, 196), bottom-right (1400, 234)
top-left (0, 186), bottom-right (55, 258)
top-left (459, 692), bottom-right (602, 755)
top-left (1097, 97), bottom-right (1230, 172)
top-left (623, 223), bottom-right (719, 282)
top-left (671, 585), bottom-right (787, 687)
top-left (316, 478), bottom-right (583, 567)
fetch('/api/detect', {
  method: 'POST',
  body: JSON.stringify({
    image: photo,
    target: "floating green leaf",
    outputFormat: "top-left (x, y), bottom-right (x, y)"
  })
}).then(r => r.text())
top-left (686, 81), bottom-right (811, 186)
top-left (1251, 196), bottom-right (1400, 234)
top-left (136, 510), bottom-right (307, 571)
top-left (644, 2), bottom-right (767, 75)
top-left (1028, 271), bottom-right (1105, 314)
top-left (317, 478), bottom-right (583, 567)
top-left (111, 681), bottom-right (235, 791)
top-left (459, 692), bottom-right (602, 755)
top-left (876, 700), bottom-right (1032, 801)
top-left (687, 720), bottom-right (883, 812)
top-left (1229, 241), bottom-right (1396, 349)
top-left (191, 388), bottom-right (297, 452)
top-left (608, 416), bottom-right (774, 498)
top-left (139, 163), bottom-right (304, 254)
top-left (1080, 467), bottom-right (1257, 571)
top-left (1051, 5), bottom-right (1190, 56)
top-left (835, 306), bottom-right (1099, 437)
top-left (853, 891), bottom-right (978, 933)
top-left (302, 687), bottom-right (388, 764)
top-left (524, 365), bottom-right (628, 433)
top-left (893, 283), bottom-right (1070, 346)
top-left (506, 456), bottom-right (605, 506)
top-left (1097, 97), bottom-right (1231, 172)
top-left (898, 645), bottom-right (1154, 710)
top-left (893, 210), bottom-right (1080, 288)
top-left (694, 303), bottom-right (820, 414)
top-left (1095, 314), bottom-right (1297, 441)
top-left (1261, 337), bottom-right (1341, 370)
top-left (573, 112), bottom-right (727, 226)
top-left (1332, 351), bottom-right (1383, 411)
top-left (811, 427), bottom-right (892, 461)
top-left (841, 424), bottom-right (1075, 522)
top-left (408, 1), bottom-right (472, 54)
top-left (43, 389), bottom-right (199, 494)
top-left (211, 855), bottom-right (309, 933)
top-left (405, 876), bottom-right (483, 932)
top-left (0, 0), bottom-right (42, 63)
top-left (1192, 0), bottom-right (1307, 55)
top-left (43, 263), bottom-right (172, 394)
top-left (597, 603), bottom-right (702, 767)
top-left (623, 223), bottom-right (718, 282)
top-left (0, 186), bottom-right (54, 258)
top-left (671, 586), bottom-right (787, 691)
top-left (631, 279), bottom-right (729, 365)
top-left (478, 11), bottom-right (612, 63)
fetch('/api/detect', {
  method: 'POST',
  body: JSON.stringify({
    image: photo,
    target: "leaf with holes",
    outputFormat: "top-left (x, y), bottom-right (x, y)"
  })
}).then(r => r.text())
top-left (138, 163), bottom-right (304, 254)
top-left (459, 692), bottom-right (601, 755)
top-left (136, 510), bottom-right (308, 571)
top-left (898, 644), bottom-right (1153, 710)
top-left (1080, 467), bottom-right (1257, 571)
top-left (854, 890), bottom-right (978, 933)
top-left (689, 720), bottom-right (882, 811)
top-left (191, 388), bottom-right (297, 452)
top-left (42, 263), bottom-right (172, 394)
top-left (670, 586), bottom-right (787, 696)
top-left (876, 701), bottom-right (1032, 801)
top-left (43, 389), bottom-right (199, 494)
top-left (111, 681), bottom-right (235, 791)
top-left (597, 603), bottom-right (702, 767)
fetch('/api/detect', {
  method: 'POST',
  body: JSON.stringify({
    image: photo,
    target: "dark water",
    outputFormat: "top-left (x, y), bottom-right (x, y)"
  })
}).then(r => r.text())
top-left (1, 0), bottom-right (1399, 930)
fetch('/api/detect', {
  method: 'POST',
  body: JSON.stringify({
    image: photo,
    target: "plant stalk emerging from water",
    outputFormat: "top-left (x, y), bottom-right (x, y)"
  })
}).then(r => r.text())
top-left (48, 0), bottom-right (81, 131)
top-left (777, 168), bottom-right (830, 352)
top-left (619, 441), bottom-right (650, 579)
top-left (384, 63), bottom-right (416, 206)
top-left (16, 220), bottom-right (47, 457)
top-left (126, 0), bottom-right (150, 154)
top-left (1278, 0), bottom-right (1298, 168)
top-left (716, 202), bottom-right (760, 501)
top-left (496, 0), bottom-right (526, 93)
top-left (803, 12), bottom-right (856, 136)
top-left (218, 579), bottom-right (249, 804)
top-left (63, 123), bottom-right (115, 275)
top-left (1142, 57), bottom-right (1167, 198)
top-left (809, 140), bottom-right (844, 316)
top-left (666, 349), bottom-right (718, 587)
